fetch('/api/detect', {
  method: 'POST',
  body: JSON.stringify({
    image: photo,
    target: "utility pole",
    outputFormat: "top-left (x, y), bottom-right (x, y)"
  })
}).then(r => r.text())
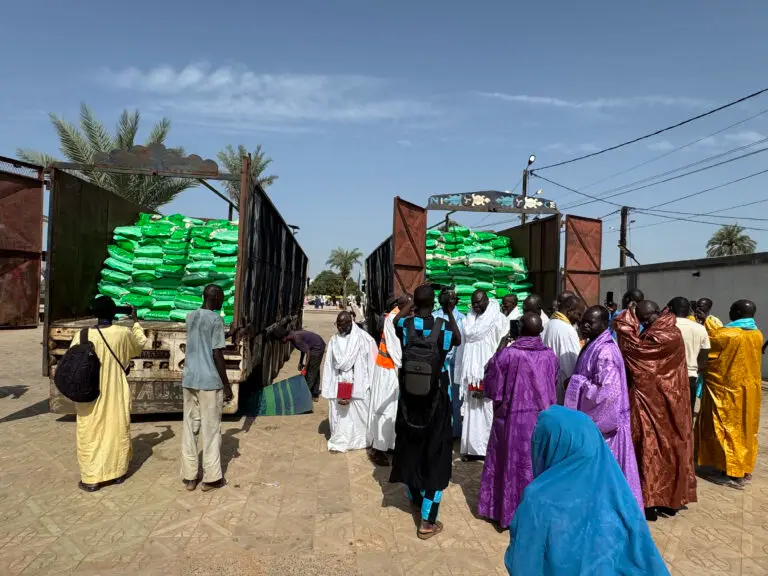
top-left (521, 168), bottom-right (529, 226)
top-left (619, 206), bottom-right (630, 268)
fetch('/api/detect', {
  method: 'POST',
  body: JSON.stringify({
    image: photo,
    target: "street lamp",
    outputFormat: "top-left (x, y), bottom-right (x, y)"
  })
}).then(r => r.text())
top-left (521, 153), bottom-right (536, 225)
top-left (528, 154), bottom-right (536, 166)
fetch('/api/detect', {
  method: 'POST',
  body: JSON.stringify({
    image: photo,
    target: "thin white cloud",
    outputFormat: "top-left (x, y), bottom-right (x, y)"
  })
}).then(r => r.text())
top-left (647, 140), bottom-right (675, 152)
top-left (723, 130), bottom-right (766, 145)
top-left (477, 92), bottom-right (707, 110)
top-left (97, 64), bottom-right (436, 129)
top-left (397, 139), bottom-right (413, 147)
top-left (578, 143), bottom-right (600, 153)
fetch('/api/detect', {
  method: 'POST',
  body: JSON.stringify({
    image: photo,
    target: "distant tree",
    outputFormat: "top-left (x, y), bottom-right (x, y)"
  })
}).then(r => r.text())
top-left (16, 103), bottom-right (193, 209)
top-left (326, 248), bottom-right (363, 305)
top-left (706, 224), bottom-right (757, 257)
top-left (216, 144), bottom-right (278, 209)
top-left (309, 270), bottom-right (343, 297)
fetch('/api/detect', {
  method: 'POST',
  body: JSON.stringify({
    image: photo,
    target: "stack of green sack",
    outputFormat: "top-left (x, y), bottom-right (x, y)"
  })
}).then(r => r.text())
top-left (425, 226), bottom-right (532, 314)
top-left (97, 213), bottom-right (238, 324)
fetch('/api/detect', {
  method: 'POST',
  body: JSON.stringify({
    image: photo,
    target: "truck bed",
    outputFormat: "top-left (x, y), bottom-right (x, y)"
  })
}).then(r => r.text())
top-left (47, 317), bottom-right (242, 415)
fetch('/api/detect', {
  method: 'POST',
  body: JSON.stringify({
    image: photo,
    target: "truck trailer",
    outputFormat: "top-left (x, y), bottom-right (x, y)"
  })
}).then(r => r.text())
top-left (44, 152), bottom-right (307, 415)
top-left (365, 193), bottom-right (602, 331)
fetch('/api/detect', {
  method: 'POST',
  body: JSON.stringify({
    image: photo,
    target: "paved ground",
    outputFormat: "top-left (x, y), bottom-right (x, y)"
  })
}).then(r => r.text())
top-left (1, 312), bottom-right (768, 575)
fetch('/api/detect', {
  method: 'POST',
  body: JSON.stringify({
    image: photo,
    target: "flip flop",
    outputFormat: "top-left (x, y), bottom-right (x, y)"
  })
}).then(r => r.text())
top-left (708, 475), bottom-right (744, 490)
top-left (417, 521), bottom-right (444, 540)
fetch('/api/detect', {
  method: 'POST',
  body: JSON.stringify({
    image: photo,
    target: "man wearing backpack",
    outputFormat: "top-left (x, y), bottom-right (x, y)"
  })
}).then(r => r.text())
top-left (65, 296), bottom-right (147, 492)
top-left (389, 284), bottom-right (461, 540)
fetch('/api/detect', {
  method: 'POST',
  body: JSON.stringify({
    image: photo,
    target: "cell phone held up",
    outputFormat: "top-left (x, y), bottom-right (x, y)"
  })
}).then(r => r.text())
top-left (509, 319), bottom-right (521, 340)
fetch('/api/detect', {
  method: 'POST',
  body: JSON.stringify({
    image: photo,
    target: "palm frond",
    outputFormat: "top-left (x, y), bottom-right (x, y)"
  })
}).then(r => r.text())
top-left (146, 117), bottom-right (171, 145)
top-left (79, 103), bottom-right (114, 154)
top-left (115, 109), bottom-right (140, 150)
top-left (50, 113), bottom-right (92, 166)
top-left (15, 149), bottom-right (58, 168)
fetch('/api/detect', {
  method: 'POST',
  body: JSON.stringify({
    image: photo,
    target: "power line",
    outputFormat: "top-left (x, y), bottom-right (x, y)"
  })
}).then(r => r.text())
top-left (535, 174), bottom-right (625, 208)
top-left (531, 86), bottom-right (768, 172)
top-left (628, 211), bottom-right (768, 233)
top-left (561, 146), bottom-right (768, 210)
top-left (563, 106), bottom-right (768, 196)
top-left (561, 136), bottom-right (768, 210)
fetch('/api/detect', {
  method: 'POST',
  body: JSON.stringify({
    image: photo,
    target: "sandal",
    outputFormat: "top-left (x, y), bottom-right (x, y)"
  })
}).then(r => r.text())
top-left (417, 521), bottom-right (444, 540)
top-left (708, 475), bottom-right (745, 490)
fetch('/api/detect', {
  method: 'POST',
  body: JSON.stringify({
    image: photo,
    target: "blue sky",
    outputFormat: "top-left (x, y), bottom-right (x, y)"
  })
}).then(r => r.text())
top-left (3, 0), bottom-right (768, 276)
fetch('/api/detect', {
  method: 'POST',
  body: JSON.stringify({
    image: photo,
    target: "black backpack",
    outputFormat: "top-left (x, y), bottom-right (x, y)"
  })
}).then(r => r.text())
top-left (54, 327), bottom-right (126, 403)
top-left (401, 317), bottom-right (444, 396)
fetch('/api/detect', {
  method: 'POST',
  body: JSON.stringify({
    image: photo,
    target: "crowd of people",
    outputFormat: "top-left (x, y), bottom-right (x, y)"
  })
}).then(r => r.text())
top-left (316, 283), bottom-right (763, 573)
top-left (65, 281), bottom-right (763, 573)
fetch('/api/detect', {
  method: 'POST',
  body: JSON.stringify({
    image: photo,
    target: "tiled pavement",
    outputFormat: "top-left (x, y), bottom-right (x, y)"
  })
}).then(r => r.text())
top-left (2, 312), bottom-right (768, 574)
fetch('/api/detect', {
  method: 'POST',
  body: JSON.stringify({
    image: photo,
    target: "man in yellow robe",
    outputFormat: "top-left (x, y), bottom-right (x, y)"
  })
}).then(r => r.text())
top-left (696, 299), bottom-right (762, 489)
top-left (70, 297), bottom-right (147, 491)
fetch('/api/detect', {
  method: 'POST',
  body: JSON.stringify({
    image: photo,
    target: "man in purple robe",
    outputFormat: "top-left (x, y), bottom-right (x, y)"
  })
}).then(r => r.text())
top-left (564, 305), bottom-right (644, 509)
top-left (478, 312), bottom-right (558, 528)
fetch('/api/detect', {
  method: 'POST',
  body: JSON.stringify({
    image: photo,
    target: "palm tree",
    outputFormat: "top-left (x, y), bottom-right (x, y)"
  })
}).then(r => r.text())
top-left (216, 144), bottom-right (278, 209)
top-left (326, 248), bottom-right (363, 306)
top-left (706, 224), bottom-right (757, 257)
top-left (16, 104), bottom-right (194, 209)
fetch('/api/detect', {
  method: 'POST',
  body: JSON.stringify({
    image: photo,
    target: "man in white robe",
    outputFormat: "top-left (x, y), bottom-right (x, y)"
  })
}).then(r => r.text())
top-left (541, 295), bottom-right (585, 404)
top-left (455, 290), bottom-right (508, 459)
top-left (502, 294), bottom-right (522, 322)
top-left (367, 297), bottom-right (404, 465)
top-left (322, 312), bottom-right (378, 453)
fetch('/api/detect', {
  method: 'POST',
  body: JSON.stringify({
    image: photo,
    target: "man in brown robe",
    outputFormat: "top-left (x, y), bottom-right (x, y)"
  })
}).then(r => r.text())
top-left (614, 300), bottom-right (697, 519)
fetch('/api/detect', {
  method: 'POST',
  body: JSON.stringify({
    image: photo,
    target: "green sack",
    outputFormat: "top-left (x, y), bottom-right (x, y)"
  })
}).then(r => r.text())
top-left (132, 269), bottom-right (159, 283)
top-left (113, 236), bottom-right (138, 253)
top-left (211, 277), bottom-right (234, 290)
top-left (157, 264), bottom-right (185, 278)
top-left (137, 236), bottom-right (165, 247)
top-left (188, 248), bottom-right (215, 261)
top-left (170, 228), bottom-right (190, 241)
top-left (191, 237), bottom-right (219, 249)
top-left (455, 285), bottom-right (475, 296)
top-left (491, 237), bottom-right (510, 249)
top-left (175, 294), bottom-right (203, 310)
top-left (133, 257), bottom-right (163, 270)
top-left (101, 268), bottom-right (131, 283)
top-left (135, 307), bottom-right (151, 320)
top-left (473, 281), bottom-right (495, 292)
top-left (224, 286), bottom-right (235, 297)
top-left (508, 281), bottom-right (534, 291)
top-left (425, 239), bottom-right (438, 249)
top-left (468, 262), bottom-right (495, 274)
top-left (456, 304), bottom-right (469, 314)
top-left (474, 231), bottom-right (497, 242)
top-left (443, 243), bottom-right (461, 252)
top-left (226, 295), bottom-right (235, 307)
top-left (212, 244), bottom-right (237, 256)
top-left (136, 213), bottom-right (155, 226)
top-left (212, 256), bottom-right (237, 267)
top-left (151, 300), bottom-right (174, 311)
top-left (222, 315), bottom-right (233, 325)
top-left (163, 242), bottom-right (189, 255)
top-left (98, 281), bottom-right (129, 299)
top-left (448, 265), bottom-right (472, 276)
top-left (426, 259), bottom-right (448, 270)
top-left (113, 226), bottom-right (142, 239)
top-left (210, 229), bottom-right (238, 243)
top-left (163, 254), bottom-right (189, 266)
top-left (206, 219), bottom-right (230, 229)
top-left (186, 260), bottom-right (216, 272)
top-left (179, 285), bottom-right (204, 295)
top-left (142, 223), bottom-right (175, 238)
top-left (128, 283), bottom-right (154, 296)
top-left (134, 245), bottom-right (164, 258)
top-left (158, 214), bottom-right (185, 225)
top-left (152, 289), bottom-right (179, 299)
top-left (426, 229), bottom-right (442, 239)
top-left (105, 257), bottom-right (134, 274)
top-left (181, 272), bottom-right (210, 286)
top-left (209, 266), bottom-right (236, 280)
top-left (150, 278), bottom-right (181, 289)
top-left (143, 310), bottom-right (172, 321)
top-left (183, 216), bottom-right (205, 226)
top-left (107, 245), bottom-right (135, 264)
top-left (448, 226), bottom-right (470, 238)
top-left (121, 293), bottom-right (155, 308)
top-left (190, 226), bottom-right (217, 239)
top-left (170, 309), bottom-right (189, 322)
top-left (495, 287), bottom-right (511, 298)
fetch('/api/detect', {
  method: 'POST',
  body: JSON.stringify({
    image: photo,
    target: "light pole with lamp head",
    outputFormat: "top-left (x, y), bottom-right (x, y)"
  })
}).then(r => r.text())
top-left (521, 154), bottom-right (536, 225)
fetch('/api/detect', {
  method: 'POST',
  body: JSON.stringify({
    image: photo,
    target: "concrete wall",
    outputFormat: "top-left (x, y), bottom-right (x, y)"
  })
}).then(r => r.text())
top-left (601, 252), bottom-right (768, 375)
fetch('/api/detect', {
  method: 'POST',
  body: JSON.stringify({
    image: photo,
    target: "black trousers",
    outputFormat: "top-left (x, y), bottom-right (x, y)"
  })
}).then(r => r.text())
top-left (689, 376), bottom-right (698, 417)
top-left (305, 352), bottom-right (323, 398)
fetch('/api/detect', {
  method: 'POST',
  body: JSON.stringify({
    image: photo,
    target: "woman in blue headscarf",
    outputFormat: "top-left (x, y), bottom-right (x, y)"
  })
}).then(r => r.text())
top-left (505, 406), bottom-right (669, 575)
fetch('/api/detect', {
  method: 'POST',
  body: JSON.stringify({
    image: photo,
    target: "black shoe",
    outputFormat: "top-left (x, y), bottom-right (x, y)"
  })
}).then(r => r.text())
top-left (78, 481), bottom-right (100, 493)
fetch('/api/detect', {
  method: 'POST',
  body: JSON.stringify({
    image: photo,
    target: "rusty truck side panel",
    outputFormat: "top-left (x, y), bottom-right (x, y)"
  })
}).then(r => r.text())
top-left (0, 165), bottom-right (44, 328)
top-left (392, 197), bottom-right (427, 298)
top-left (563, 215), bottom-right (603, 306)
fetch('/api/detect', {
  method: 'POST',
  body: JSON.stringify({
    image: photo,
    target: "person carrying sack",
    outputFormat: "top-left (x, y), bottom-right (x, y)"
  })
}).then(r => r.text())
top-left (389, 285), bottom-right (461, 540)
